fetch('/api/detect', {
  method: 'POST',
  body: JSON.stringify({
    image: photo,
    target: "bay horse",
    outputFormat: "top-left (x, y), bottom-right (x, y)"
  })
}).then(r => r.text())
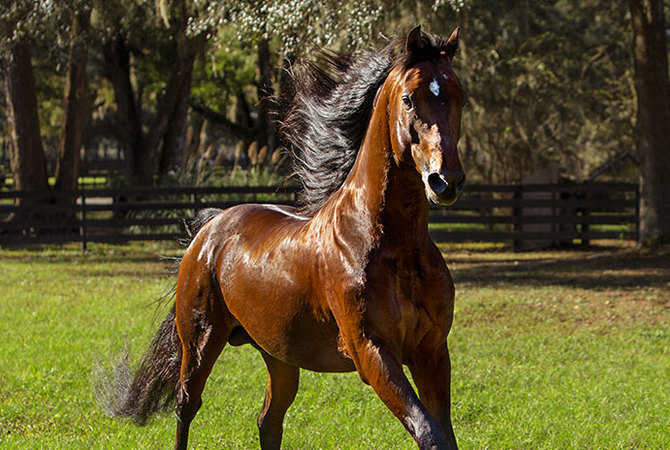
top-left (98, 25), bottom-right (467, 450)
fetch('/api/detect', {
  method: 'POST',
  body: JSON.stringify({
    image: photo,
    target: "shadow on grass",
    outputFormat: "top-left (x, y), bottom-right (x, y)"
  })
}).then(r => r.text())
top-left (449, 249), bottom-right (670, 291)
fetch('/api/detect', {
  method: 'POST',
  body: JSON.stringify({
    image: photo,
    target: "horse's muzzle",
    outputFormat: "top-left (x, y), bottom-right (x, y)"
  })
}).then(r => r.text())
top-left (426, 170), bottom-right (466, 205)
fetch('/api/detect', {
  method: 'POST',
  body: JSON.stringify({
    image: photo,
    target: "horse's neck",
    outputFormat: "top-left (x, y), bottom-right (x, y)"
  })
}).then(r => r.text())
top-left (318, 95), bottom-right (431, 255)
top-left (311, 124), bottom-right (388, 264)
top-left (380, 163), bottom-right (431, 246)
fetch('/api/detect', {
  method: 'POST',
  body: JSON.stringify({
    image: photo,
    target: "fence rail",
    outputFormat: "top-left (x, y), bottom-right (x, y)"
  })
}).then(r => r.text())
top-left (0, 183), bottom-right (639, 250)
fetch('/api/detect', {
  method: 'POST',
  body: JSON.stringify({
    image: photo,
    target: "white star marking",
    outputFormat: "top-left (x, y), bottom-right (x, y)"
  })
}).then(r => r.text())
top-left (429, 78), bottom-right (440, 97)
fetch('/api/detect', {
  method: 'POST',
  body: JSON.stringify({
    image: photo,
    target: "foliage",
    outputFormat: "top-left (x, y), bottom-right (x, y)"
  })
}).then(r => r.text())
top-left (407, 0), bottom-right (636, 183)
top-left (189, 0), bottom-right (386, 55)
top-left (190, 27), bottom-right (256, 114)
top-left (0, 0), bottom-right (658, 187)
top-left (1, 0), bottom-right (90, 55)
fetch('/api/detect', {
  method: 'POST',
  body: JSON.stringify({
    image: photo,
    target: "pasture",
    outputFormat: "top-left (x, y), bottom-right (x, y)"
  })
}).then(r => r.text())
top-left (1, 242), bottom-right (668, 449)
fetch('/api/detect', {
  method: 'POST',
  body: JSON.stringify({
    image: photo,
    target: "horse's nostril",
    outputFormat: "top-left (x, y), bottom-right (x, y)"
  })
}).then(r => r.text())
top-left (428, 173), bottom-right (447, 194)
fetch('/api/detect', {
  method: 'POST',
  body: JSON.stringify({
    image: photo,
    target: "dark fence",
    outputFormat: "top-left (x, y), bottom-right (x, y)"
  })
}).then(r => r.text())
top-left (428, 183), bottom-right (639, 250)
top-left (0, 183), bottom-right (638, 250)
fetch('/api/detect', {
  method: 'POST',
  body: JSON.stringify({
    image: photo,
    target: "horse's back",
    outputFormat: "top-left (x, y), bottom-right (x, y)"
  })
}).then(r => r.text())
top-left (183, 203), bottom-right (304, 267)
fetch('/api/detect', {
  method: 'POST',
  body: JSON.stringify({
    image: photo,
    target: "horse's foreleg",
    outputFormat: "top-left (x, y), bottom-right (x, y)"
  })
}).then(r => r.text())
top-left (173, 269), bottom-right (231, 450)
top-left (407, 343), bottom-right (457, 449)
top-left (257, 350), bottom-right (300, 450)
top-left (347, 337), bottom-right (453, 450)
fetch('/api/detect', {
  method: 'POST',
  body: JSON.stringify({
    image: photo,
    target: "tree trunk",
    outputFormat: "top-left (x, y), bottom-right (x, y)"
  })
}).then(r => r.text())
top-left (629, 0), bottom-right (670, 245)
top-left (55, 8), bottom-right (91, 193)
top-left (185, 111), bottom-right (204, 165)
top-left (103, 31), bottom-right (201, 186)
top-left (158, 39), bottom-right (198, 182)
top-left (139, 36), bottom-right (200, 185)
top-left (4, 39), bottom-right (49, 213)
top-left (236, 92), bottom-right (253, 131)
top-left (102, 38), bottom-right (142, 181)
top-left (158, 71), bottom-right (192, 181)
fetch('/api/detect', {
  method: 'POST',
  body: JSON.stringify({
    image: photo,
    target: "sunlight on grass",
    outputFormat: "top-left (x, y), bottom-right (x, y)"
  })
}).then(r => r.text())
top-left (1, 244), bottom-right (668, 448)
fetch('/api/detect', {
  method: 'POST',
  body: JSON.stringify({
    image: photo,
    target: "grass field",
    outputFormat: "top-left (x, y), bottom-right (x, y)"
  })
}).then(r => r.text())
top-left (1, 242), bottom-right (668, 449)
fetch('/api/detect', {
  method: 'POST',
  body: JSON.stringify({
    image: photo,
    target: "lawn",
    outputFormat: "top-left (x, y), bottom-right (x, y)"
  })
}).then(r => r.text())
top-left (0, 242), bottom-right (668, 449)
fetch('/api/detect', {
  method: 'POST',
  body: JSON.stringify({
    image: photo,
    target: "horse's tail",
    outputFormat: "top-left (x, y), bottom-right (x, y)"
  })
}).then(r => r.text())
top-left (94, 207), bottom-right (223, 425)
top-left (94, 305), bottom-right (182, 425)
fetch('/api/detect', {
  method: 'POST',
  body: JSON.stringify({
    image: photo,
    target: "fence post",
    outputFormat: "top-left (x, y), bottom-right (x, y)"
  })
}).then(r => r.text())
top-left (580, 186), bottom-right (590, 247)
top-left (80, 190), bottom-right (87, 253)
top-left (513, 185), bottom-right (523, 252)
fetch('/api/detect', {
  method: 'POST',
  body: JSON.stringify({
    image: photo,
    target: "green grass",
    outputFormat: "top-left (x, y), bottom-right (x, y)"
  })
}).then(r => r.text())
top-left (1, 176), bottom-right (108, 188)
top-left (1, 243), bottom-right (668, 449)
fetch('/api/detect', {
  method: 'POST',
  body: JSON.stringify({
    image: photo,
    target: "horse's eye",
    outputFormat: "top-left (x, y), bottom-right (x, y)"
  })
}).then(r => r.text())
top-left (401, 94), bottom-right (413, 111)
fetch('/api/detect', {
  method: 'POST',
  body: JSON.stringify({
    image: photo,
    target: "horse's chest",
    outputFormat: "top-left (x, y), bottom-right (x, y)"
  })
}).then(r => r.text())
top-left (395, 265), bottom-right (424, 299)
top-left (394, 265), bottom-right (436, 318)
top-left (376, 250), bottom-right (446, 304)
top-left (366, 251), bottom-right (453, 348)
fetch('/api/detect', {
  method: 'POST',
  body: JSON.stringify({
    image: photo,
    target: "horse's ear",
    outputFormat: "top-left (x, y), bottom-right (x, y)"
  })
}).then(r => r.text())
top-left (444, 27), bottom-right (460, 61)
top-left (406, 25), bottom-right (423, 54)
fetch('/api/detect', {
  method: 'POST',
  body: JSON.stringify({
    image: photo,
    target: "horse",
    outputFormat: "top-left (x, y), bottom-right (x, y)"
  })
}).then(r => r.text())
top-left (97, 25), bottom-right (467, 450)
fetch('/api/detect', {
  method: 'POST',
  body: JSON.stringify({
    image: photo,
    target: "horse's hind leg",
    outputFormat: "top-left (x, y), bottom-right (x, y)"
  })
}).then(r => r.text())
top-left (173, 262), bottom-right (232, 450)
top-left (257, 350), bottom-right (300, 450)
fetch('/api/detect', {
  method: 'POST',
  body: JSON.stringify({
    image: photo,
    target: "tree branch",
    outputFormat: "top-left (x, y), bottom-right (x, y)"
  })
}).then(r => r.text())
top-left (190, 101), bottom-right (256, 140)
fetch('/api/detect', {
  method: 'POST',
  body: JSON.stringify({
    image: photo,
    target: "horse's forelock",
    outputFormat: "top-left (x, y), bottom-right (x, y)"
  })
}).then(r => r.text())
top-left (396, 31), bottom-right (451, 69)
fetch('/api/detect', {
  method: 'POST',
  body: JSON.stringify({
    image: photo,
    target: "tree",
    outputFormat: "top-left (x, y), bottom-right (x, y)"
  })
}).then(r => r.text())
top-left (1, 1), bottom-right (49, 214)
top-left (189, 0), bottom-right (388, 157)
top-left (3, 38), bottom-right (49, 196)
top-left (628, 0), bottom-right (670, 245)
top-left (2, 0), bottom-right (93, 196)
top-left (406, 0), bottom-right (635, 184)
top-left (98, 0), bottom-right (206, 186)
top-left (55, 4), bottom-right (92, 192)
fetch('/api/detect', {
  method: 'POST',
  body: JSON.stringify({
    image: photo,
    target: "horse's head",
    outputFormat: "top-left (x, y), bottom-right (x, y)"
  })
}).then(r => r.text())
top-left (387, 26), bottom-right (466, 206)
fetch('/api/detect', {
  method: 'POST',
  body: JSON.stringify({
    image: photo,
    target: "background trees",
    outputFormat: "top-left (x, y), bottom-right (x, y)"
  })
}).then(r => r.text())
top-left (1, 0), bottom-right (669, 241)
top-left (628, 0), bottom-right (670, 244)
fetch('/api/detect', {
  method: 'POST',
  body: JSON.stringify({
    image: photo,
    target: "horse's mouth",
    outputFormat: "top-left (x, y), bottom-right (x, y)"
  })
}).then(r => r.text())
top-left (424, 172), bottom-right (462, 206)
top-left (427, 186), bottom-right (459, 206)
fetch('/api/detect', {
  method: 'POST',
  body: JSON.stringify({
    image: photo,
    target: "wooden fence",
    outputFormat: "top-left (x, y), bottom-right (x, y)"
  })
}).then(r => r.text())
top-left (0, 183), bottom-right (639, 250)
top-left (427, 183), bottom-right (639, 250)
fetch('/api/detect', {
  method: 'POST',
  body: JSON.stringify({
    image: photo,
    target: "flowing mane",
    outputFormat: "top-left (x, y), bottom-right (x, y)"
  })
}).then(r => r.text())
top-left (281, 32), bottom-right (452, 216)
top-left (281, 45), bottom-right (394, 216)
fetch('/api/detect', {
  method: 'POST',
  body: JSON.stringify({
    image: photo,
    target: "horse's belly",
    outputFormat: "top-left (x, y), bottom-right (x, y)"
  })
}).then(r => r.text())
top-left (228, 294), bottom-right (355, 373)
top-left (271, 315), bottom-right (355, 372)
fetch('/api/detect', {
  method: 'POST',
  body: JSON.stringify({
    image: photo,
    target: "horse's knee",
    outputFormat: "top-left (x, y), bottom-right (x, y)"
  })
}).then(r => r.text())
top-left (174, 311), bottom-right (230, 432)
top-left (176, 389), bottom-right (202, 422)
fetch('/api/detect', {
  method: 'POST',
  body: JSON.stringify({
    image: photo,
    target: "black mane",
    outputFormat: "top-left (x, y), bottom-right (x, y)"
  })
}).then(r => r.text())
top-left (281, 30), bottom-right (450, 216)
